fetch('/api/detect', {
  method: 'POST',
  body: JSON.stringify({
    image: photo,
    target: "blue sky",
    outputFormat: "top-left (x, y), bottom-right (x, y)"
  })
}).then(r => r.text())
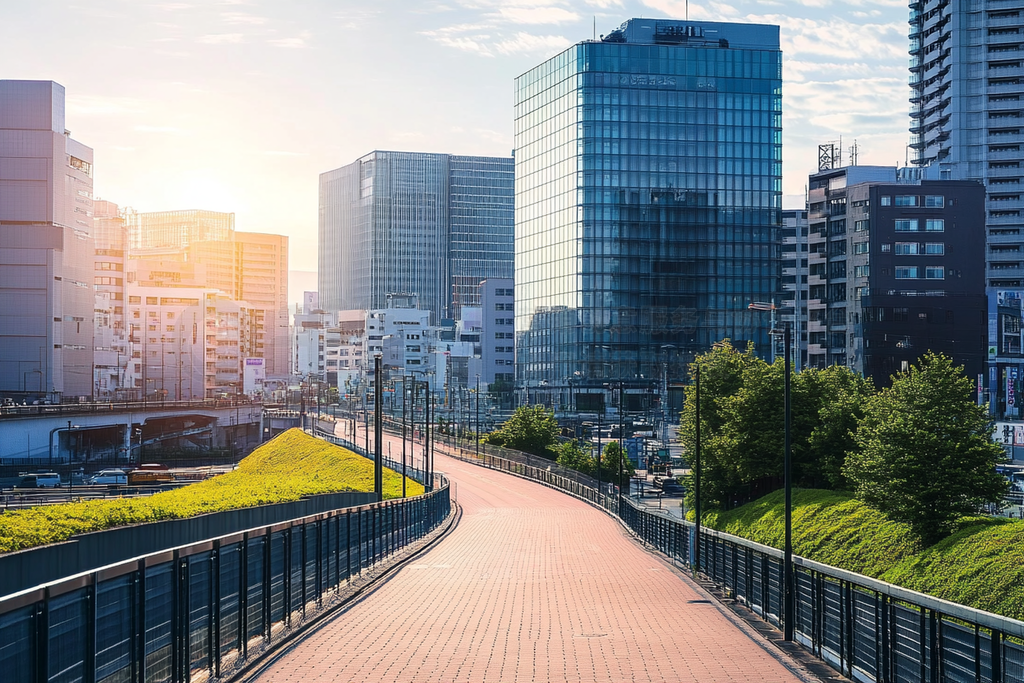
top-left (2, 0), bottom-right (910, 278)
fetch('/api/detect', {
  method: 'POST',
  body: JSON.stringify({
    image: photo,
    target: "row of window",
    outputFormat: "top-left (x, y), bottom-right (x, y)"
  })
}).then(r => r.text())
top-left (895, 266), bottom-right (946, 279)
top-left (895, 219), bottom-right (944, 232)
top-left (879, 195), bottom-right (945, 207)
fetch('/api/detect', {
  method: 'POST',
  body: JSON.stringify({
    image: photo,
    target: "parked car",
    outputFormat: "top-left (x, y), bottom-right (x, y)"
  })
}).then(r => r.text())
top-left (128, 463), bottom-right (173, 485)
top-left (17, 472), bottom-right (62, 488)
top-left (86, 469), bottom-right (127, 485)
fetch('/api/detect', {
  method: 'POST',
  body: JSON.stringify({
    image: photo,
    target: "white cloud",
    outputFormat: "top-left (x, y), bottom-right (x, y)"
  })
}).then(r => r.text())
top-left (197, 33), bottom-right (244, 44)
top-left (497, 7), bottom-right (580, 24)
top-left (269, 32), bottom-right (312, 48)
top-left (494, 31), bottom-right (571, 55)
top-left (422, 32), bottom-right (496, 56)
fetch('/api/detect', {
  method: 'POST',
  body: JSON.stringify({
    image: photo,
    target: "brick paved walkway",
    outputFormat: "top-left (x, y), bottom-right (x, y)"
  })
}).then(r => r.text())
top-left (252, 438), bottom-right (811, 682)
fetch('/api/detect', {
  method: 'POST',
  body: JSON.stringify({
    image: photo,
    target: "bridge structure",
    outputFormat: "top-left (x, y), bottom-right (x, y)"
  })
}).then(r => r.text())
top-left (0, 400), bottom-right (262, 464)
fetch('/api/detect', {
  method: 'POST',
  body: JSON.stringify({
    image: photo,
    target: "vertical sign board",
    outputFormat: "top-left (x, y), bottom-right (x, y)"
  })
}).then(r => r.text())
top-left (1009, 367), bottom-right (1018, 410)
top-left (243, 358), bottom-right (266, 395)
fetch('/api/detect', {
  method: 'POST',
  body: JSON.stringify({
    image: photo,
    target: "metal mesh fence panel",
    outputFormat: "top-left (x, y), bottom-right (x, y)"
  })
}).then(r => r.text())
top-left (143, 563), bottom-right (174, 683)
top-left (95, 574), bottom-right (134, 683)
top-left (47, 588), bottom-right (88, 683)
top-left (187, 552), bottom-right (212, 675)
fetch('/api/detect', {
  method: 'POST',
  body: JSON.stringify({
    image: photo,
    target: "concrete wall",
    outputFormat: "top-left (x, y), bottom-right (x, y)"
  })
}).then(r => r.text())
top-left (0, 489), bottom-right (375, 596)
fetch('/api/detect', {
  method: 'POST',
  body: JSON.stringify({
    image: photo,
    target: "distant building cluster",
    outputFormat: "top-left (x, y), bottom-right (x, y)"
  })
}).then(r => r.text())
top-left (4, 7), bottom-right (1023, 419)
top-left (0, 81), bottom-right (289, 403)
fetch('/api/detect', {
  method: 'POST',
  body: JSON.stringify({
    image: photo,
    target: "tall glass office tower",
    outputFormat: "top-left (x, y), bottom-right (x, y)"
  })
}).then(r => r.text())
top-left (514, 19), bottom-right (782, 410)
top-left (320, 151), bottom-right (513, 322)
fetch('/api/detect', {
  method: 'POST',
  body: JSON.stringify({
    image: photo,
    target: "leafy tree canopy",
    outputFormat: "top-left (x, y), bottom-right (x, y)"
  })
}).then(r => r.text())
top-left (601, 441), bottom-right (636, 487)
top-left (844, 352), bottom-right (1008, 544)
top-left (556, 441), bottom-right (594, 476)
top-left (483, 405), bottom-right (559, 457)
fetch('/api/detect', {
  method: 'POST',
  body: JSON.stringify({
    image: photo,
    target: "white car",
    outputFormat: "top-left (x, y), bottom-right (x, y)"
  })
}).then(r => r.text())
top-left (86, 469), bottom-right (128, 485)
top-left (18, 472), bottom-right (62, 488)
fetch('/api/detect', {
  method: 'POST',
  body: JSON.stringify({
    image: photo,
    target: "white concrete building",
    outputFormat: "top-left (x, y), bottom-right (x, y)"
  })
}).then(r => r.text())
top-left (0, 80), bottom-right (95, 401)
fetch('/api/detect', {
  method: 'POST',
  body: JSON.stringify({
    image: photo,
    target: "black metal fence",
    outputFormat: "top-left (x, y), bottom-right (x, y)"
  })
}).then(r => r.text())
top-left (441, 437), bottom-right (1024, 683)
top-left (0, 476), bottom-right (451, 683)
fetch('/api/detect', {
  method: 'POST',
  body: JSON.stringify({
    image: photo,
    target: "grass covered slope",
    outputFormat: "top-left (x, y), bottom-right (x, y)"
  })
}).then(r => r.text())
top-left (704, 489), bottom-right (1024, 620)
top-left (0, 428), bottom-right (424, 554)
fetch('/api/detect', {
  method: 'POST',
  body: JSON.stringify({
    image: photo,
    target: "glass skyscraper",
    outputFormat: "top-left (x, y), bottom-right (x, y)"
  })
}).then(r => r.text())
top-left (514, 19), bottom-right (782, 410)
top-left (319, 151), bottom-right (513, 322)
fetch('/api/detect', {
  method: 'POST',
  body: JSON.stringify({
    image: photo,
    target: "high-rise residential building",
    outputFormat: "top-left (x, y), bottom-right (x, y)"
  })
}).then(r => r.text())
top-left (514, 19), bottom-right (782, 410)
top-left (319, 151), bottom-right (514, 322)
top-left (479, 278), bottom-right (515, 387)
top-left (780, 209), bottom-right (809, 370)
top-left (93, 200), bottom-right (129, 398)
top-left (132, 211), bottom-right (290, 378)
top-left (129, 209), bottom-right (234, 250)
top-left (805, 165), bottom-right (986, 388)
top-left (190, 231), bottom-right (290, 377)
top-left (0, 80), bottom-right (95, 401)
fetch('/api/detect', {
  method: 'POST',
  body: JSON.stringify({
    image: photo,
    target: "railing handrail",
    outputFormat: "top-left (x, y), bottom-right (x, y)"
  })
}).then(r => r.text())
top-left (0, 472), bottom-right (449, 613)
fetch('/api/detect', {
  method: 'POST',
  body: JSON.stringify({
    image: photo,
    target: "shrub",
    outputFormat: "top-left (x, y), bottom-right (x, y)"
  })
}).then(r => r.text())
top-left (0, 429), bottom-right (423, 554)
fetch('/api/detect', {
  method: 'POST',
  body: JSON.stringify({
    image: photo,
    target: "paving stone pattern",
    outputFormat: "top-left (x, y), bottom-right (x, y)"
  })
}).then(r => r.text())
top-left (253, 433), bottom-right (811, 682)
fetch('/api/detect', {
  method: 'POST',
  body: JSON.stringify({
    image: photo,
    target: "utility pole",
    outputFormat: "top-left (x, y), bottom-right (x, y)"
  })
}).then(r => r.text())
top-left (694, 364), bottom-right (702, 576)
top-left (374, 354), bottom-right (383, 501)
top-left (402, 378), bottom-right (407, 498)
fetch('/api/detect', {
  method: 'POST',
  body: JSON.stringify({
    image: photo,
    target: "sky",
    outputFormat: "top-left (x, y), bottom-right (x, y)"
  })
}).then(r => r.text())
top-left (2, 0), bottom-right (911, 303)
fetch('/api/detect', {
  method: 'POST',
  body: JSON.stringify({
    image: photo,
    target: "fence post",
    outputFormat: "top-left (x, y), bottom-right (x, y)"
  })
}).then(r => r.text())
top-left (135, 561), bottom-right (146, 683)
top-left (239, 537), bottom-right (248, 661)
top-left (992, 629), bottom-right (1003, 683)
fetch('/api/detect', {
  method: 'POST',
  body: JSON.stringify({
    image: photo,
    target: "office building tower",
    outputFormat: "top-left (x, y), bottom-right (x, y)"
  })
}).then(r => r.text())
top-left (806, 164), bottom-right (986, 387)
top-left (130, 209), bottom-right (234, 251)
top-left (479, 278), bottom-right (516, 387)
top-left (319, 151), bottom-right (514, 322)
top-left (0, 80), bottom-right (95, 400)
top-left (514, 19), bottom-right (782, 410)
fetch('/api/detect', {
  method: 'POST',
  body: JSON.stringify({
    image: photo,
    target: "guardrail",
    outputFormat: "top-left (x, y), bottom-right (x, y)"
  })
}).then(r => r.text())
top-left (438, 435), bottom-right (1024, 683)
top-left (0, 443), bottom-right (451, 683)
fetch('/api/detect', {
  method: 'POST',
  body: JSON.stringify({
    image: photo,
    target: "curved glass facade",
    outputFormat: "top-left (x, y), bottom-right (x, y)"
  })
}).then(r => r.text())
top-left (514, 19), bottom-right (782, 408)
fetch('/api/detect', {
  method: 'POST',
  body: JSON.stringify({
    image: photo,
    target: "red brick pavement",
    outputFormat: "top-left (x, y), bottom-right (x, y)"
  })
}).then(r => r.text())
top-left (253, 433), bottom-right (812, 682)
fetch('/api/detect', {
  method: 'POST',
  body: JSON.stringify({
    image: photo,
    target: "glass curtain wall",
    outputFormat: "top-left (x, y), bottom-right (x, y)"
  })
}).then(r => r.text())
top-left (514, 20), bottom-right (782, 409)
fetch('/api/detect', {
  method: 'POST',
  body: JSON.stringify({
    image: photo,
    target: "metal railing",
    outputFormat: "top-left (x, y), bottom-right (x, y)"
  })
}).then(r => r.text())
top-left (439, 436), bottom-right (1024, 683)
top-left (0, 459), bottom-right (451, 682)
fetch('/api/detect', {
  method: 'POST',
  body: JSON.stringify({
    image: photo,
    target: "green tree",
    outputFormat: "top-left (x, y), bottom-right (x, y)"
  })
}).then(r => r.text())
top-left (844, 352), bottom-right (1008, 545)
top-left (483, 405), bottom-right (559, 457)
top-left (801, 366), bottom-right (874, 489)
top-left (556, 441), bottom-right (594, 476)
top-left (601, 441), bottom-right (636, 488)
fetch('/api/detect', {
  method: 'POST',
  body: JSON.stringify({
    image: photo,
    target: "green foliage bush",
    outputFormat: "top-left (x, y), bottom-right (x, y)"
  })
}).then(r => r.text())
top-left (0, 429), bottom-right (423, 554)
top-left (705, 489), bottom-right (1024, 619)
top-left (483, 405), bottom-right (559, 457)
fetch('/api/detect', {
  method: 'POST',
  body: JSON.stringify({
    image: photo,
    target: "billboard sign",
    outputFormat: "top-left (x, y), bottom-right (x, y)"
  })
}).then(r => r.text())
top-left (243, 357), bottom-right (266, 395)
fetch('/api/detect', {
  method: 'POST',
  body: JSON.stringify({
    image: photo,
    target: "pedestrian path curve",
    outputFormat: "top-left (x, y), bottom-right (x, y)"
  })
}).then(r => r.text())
top-left (251, 447), bottom-right (814, 682)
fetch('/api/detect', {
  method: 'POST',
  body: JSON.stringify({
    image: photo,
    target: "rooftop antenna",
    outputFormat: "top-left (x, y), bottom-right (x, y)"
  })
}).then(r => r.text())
top-left (850, 139), bottom-right (859, 166)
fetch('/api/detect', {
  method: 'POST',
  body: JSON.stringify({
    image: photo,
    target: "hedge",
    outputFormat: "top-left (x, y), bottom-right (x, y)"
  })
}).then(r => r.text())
top-left (0, 429), bottom-right (424, 554)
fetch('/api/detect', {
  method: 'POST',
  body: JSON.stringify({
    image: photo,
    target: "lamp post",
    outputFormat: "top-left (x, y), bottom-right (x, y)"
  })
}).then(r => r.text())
top-left (693, 363), bottom-right (702, 576)
top-left (749, 301), bottom-right (794, 641)
top-left (475, 374), bottom-right (481, 459)
top-left (401, 376), bottom-right (407, 498)
top-left (373, 354), bottom-right (383, 501)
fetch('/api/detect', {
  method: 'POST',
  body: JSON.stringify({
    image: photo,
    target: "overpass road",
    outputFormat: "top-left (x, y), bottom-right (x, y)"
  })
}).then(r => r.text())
top-left (250, 427), bottom-right (821, 683)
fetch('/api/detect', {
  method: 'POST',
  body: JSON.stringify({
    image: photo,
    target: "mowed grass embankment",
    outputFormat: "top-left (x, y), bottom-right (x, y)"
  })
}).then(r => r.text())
top-left (705, 489), bottom-right (1024, 620)
top-left (0, 428), bottom-right (424, 554)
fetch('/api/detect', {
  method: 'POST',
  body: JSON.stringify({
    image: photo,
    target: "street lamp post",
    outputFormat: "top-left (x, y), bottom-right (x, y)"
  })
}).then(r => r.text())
top-left (749, 300), bottom-right (794, 641)
top-left (475, 374), bottom-right (481, 459)
top-left (373, 354), bottom-right (383, 501)
top-left (694, 363), bottom-right (702, 576)
top-left (401, 377), bottom-right (407, 498)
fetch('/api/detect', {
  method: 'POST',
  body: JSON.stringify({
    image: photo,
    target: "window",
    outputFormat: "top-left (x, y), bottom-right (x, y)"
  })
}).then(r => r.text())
top-left (895, 266), bottom-right (920, 279)
top-left (146, 297), bottom-right (158, 305)
top-left (925, 243), bottom-right (944, 254)
top-left (881, 244), bottom-right (891, 252)
top-left (854, 242), bottom-right (869, 254)
top-left (895, 242), bottom-right (921, 255)
top-left (895, 195), bottom-right (919, 206)
top-left (926, 266), bottom-right (945, 279)
top-left (925, 195), bottom-right (945, 207)
top-left (895, 219), bottom-right (918, 232)
top-left (893, 307), bottom-right (909, 322)
top-left (855, 286), bottom-right (869, 300)
top-left (854, 265), bottom-right (870, 277)
top-left (926, 219), bottom-right (944, 232)
top-left (880, 196), bottom-right (892, 206)
top-left (854, 219), bottom-right (870, 232)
